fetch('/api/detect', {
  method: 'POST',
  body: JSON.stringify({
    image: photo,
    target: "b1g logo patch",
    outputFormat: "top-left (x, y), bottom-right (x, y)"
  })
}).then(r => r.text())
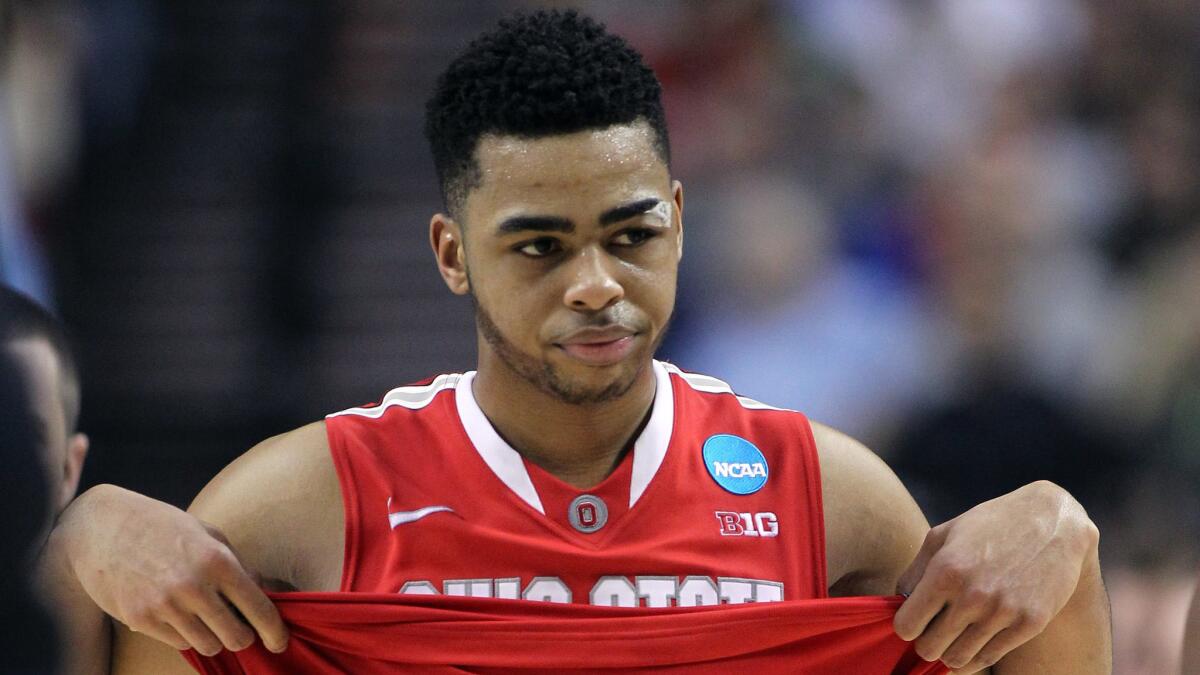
top-left (715, 511), bottom-right (779, 537)
top-left (702, 434), bottom-right (768, 495)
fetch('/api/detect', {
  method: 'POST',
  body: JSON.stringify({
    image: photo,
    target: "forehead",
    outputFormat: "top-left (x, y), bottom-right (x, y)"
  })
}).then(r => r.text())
top-left (467, 123), bottom-right (669, 221)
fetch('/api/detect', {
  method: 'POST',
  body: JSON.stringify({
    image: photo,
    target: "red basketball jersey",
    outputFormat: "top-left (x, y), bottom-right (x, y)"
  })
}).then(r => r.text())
top-left (184, 361), bottom-right (949, 673)
top-left (183, 593), bottom-right (948, 674)
top-left (325, 360), bottom-right (827, 604)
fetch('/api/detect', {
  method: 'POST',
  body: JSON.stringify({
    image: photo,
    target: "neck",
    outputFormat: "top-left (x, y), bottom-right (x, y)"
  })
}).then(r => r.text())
top-left (472, 354), bottom-right (658, 489)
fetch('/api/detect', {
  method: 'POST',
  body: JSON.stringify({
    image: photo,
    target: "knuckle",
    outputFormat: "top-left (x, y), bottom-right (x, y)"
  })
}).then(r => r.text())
top-left (995, 597), bottom-right (1022, 621)
top-left (137, 592), bottom-right (172, 617)
top-left (124, 609), bottom-right (153, 630)
top-left (198, 545), bottom-right (235, 574)
top-left (931, 560), bottom-right (969, 590)
top-left (1020, 606), bottom-right (1052, 630)
top-left (961, 584), bottom-right (994, 608)
top-left (144, 588), bottom-right (173, 610)
top-left (942, 650), bottom-right (970, 669)
top-left (165, 577), bottom-right (206, 603)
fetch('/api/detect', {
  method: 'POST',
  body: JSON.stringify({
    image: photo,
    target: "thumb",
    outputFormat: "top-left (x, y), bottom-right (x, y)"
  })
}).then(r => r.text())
top-left (896, 521), bottom-right (949, 596)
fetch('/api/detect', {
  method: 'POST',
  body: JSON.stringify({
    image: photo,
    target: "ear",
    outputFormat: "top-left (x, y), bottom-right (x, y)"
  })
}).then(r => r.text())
top-left (430, 213), bottom-right (470, 295)
top-left (58, 432), bottom-right (89, 512)
top-left (672, 180), bottom-right (685, 261)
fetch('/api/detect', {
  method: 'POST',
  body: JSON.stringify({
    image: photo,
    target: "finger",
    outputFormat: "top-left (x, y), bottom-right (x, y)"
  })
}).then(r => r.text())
top-left (193, 590), bottom-right (257, 652)
top-left (910, 601), bottom-right (979, 663)
top-left (123, 620), bottom-right (192, 651)
top-left (162, 608), bottom-right (226, 657)
top-left (894, 561), bottom-right (950, 643)
top-left (939, 621), bottom-right (1000, 670)
top-left (896, 523), bottom-right (949, 596)
top-left (956, 623), bottom-right (1040, 673)
top-left (221, 570), bottom-right (289, 653)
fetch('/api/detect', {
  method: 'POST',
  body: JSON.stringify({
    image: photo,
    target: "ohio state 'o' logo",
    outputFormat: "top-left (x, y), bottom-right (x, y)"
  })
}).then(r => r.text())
top-left (567, 494), bottom-right (608, 533)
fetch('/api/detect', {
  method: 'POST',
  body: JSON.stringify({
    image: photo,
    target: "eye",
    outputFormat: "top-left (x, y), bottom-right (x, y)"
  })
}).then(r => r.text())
top-left (516, 237), bottom-right (562, 257)
top-left (611, 228), bottom-right (658, 247)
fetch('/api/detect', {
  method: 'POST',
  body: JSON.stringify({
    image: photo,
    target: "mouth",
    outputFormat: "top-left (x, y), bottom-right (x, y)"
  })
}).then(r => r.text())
top-left (554, 327), bottom-right (640, 366)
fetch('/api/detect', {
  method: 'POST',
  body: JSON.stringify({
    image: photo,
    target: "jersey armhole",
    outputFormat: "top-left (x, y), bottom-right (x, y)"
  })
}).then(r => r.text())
top-left (324, 417), bottom-right (360, 592)
top-left (795, 412), bottom-right (828, 598)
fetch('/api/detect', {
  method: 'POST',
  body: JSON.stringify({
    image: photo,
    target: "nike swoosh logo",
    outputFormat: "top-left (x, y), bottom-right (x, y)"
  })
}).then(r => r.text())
top-left (388, 505), bottom-right (456, 529)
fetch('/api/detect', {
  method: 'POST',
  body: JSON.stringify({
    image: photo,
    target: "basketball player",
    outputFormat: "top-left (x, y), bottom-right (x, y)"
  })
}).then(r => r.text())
top-left (0, 286), bottom-right (89, 523)
top-left (40, 11), bottom-right (1110, 674)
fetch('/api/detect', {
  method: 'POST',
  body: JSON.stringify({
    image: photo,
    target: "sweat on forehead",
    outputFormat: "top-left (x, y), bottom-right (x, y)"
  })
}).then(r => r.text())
top-left (474, 123), bottom-right (664, 184)
top-left (461, 127), bottom-right (672, 228)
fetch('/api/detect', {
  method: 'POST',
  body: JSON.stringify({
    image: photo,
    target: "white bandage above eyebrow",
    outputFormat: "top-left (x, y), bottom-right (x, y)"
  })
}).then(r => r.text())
top-left (645, 200), bottom-right (672, 224)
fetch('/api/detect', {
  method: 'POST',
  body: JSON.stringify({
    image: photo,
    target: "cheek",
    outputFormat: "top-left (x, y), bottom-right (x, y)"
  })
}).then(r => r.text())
top-left (627, 252), bottom-right (678, 317)
top-left (473, 265), bottom-right (557, 341)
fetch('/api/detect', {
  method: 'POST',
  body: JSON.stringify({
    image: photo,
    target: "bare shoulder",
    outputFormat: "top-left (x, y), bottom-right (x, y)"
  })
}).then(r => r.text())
top-left (813, 421), bottom-right (928, 596)
top-left (187, 421), bottom-right (345, 591)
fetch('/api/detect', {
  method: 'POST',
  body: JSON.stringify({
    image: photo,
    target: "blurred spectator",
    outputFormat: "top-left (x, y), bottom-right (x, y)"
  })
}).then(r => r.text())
top-left (0, 1), bottom-right (55, 305)
top-left (669, 171), bottom-right (950, 443)
top-left (0, 306), bottom-right (61, 672)
top-left (1, 286), bottom-right (90, 524)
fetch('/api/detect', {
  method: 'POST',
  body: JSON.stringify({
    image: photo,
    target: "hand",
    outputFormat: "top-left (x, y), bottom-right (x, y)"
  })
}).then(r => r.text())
top-left (50, 484), bottom-right (289, 656)
top-left (893, 480), bottom-right (1099, 672)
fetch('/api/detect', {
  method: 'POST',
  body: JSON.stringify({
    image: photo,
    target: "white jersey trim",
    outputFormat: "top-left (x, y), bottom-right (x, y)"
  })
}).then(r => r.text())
top-left (629, 360), bottom-right (674, 507)
top-left (661, 362), bottom-right (789, 412)
top-left (454, 361), bottom-right (677, 515)
top-left (327, 373), bottom-right (462, 419)
top-left (455, 371), bottom-right (546, 514)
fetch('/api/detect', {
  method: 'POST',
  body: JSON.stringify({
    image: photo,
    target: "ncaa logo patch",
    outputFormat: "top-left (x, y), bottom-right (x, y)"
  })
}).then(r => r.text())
top-left (702, 434), bottom-right (769, 495)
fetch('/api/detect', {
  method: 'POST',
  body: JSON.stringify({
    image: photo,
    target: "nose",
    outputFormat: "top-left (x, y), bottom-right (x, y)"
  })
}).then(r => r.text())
top-left (563, 246), bottom-right (624, 312)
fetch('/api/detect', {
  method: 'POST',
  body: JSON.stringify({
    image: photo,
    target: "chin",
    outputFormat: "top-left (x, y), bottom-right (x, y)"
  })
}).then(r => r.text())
top-left (543, 354), bottom-right (649, 405)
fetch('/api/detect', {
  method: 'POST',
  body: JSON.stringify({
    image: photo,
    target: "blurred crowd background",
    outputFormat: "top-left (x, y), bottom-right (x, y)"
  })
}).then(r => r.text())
top-left (2, 0), bottom-right (1197, 671)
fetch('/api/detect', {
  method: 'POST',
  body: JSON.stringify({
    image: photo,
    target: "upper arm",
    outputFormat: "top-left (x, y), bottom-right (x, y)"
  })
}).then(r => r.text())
top-left (186, 421), bottom-right (344, 591)
top-left (111, 422), bottom-right (344, 674)
top-left (815, 421), bottom-right (929, 596)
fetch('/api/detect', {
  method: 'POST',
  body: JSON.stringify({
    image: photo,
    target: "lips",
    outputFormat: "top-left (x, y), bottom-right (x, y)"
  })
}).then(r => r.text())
top-left (555, 326), bottom-right (639, 366)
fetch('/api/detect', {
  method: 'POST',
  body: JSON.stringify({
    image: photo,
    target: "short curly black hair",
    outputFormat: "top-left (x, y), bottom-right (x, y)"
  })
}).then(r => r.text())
top-left (425, 9), bottom-right (670, 216)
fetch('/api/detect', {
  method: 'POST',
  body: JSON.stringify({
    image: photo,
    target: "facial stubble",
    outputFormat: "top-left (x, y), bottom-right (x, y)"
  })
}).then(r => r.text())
top-left (472, 295), bottom-right (672, 406)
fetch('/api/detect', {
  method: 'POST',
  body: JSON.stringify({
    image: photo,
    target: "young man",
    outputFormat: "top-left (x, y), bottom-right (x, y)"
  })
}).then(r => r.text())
top-left (41, 10), bottom-right (1109, 674)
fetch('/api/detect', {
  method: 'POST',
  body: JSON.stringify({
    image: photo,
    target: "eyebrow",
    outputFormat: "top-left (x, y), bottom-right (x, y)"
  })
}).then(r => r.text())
top-left (495, 198), bottom-right (665, 235)
top-left (496, 215), bottom-right (574, 234)
top-left (599, 198), bottom-right (664, 226)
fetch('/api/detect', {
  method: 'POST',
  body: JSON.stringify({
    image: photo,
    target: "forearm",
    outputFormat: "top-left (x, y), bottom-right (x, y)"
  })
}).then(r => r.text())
top-left (994, 540), bottom-right (1111, 674)
top-left (36, 486), bottom-right (118, 675)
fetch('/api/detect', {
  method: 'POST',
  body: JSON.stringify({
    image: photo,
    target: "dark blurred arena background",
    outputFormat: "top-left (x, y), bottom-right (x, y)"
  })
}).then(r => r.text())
top-left (1, 1), bottom-right (1197, 671)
